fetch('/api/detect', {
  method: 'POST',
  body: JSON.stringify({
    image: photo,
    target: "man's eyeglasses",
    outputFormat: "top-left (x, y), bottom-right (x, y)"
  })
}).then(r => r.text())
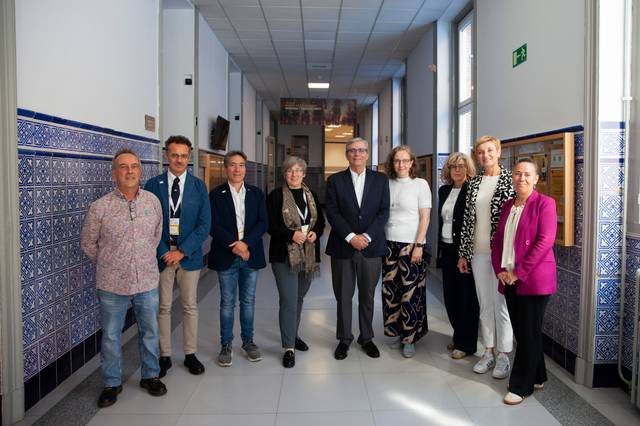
top-left (128, 200), bottom-right (137, 221)
top-left (448, 164), bottom-right (467, 171)
top-left (169, 153), bottom-right (190, 160)
top-left (346, 148), bottom-right (368, 155)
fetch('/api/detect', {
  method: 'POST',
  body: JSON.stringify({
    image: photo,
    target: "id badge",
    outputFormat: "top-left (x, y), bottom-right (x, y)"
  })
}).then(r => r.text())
top-left (169, 218), bottom-right (180, 236)
top-left (301, 225), bottom-right (309, 235)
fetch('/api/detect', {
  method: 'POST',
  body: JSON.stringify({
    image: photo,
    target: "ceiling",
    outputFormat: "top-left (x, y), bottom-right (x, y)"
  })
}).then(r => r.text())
top-left (190, 0), bottom-right (454, 111)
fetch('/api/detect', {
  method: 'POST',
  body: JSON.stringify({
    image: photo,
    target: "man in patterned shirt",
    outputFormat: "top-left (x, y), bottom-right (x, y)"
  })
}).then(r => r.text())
top-left (81, 149), bottom-right (167, 408)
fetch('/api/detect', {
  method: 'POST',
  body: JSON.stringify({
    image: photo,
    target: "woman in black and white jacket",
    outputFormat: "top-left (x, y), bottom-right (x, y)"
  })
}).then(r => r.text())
top-left (457, 135), bottom-right (515, 379)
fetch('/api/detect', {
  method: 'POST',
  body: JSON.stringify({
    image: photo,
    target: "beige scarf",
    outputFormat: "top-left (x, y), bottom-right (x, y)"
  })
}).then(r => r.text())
top-left (282, 183), bottom-right (319, 278)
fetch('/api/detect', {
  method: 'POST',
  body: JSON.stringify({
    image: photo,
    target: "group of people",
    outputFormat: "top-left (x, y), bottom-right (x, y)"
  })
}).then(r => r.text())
top-left (438, 135), bottom-right (558, 405)
top-left (80, 133), bottom-right (557, 409)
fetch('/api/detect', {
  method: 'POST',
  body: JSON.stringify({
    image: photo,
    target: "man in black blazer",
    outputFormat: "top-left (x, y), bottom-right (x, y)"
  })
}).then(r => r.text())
top-left (208, 151), bottom-right (268, 367)
top-left (325, 138), bottom-right (390, 360)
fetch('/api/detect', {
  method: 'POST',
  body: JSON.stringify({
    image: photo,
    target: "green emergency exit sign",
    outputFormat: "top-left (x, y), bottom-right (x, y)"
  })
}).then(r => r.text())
top-left (513, 43), bottom-right (527, 67)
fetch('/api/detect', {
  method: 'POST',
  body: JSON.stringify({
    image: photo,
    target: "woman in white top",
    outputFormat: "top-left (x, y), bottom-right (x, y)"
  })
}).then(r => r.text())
top-left (437, 152), bottom-right (479, 360)
top-left (457, 135), bottom-right (515, 378)
top-left (382, 145), bottom-right (432, 358)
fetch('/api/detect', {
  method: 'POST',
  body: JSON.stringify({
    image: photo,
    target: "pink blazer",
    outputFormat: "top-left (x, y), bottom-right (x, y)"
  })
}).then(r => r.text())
top-left (491, 190), bottom-right (557, 295)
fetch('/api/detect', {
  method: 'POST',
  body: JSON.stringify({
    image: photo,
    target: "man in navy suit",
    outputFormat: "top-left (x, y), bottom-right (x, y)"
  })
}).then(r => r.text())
top-left (208, 150), bottom-right (267, 367)
top-left (325, 138), bottom-right (390, 360)
top-left (145, 136), bottom-right (211, 377)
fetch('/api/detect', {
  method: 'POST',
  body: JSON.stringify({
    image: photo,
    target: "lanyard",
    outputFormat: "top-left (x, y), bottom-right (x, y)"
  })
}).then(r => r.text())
top-left (294, 191), bottom-right (308, 222)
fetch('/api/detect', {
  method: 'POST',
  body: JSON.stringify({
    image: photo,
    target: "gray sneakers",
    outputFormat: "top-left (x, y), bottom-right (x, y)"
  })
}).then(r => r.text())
top-left (492, 353), bottom-right (511, 379)
top-left (218, 344), bottom-right (232, 367)
top-left (473, 351), bottom-right (496, 374)
top-left (242, 341), bottom-right (262, 362)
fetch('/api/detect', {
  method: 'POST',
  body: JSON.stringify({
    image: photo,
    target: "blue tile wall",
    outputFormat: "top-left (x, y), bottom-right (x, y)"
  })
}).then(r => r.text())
top-left (593, 124), bottom-right (625, 364)
top-left (18, 110), bottom-right (160, 406)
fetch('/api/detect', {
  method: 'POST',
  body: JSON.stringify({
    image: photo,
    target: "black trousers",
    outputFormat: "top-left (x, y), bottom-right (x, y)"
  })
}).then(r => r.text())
top-left (504, 285), bottom-right (549, 396)
top-left (441, 242), bottom-right (479, 354)
top-left (331, 252), bottom-right (381, 346)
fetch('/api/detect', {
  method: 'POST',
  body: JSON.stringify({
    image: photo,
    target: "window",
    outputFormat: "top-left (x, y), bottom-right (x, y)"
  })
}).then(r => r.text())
top-left (457, 11), bottom-right (474, 154)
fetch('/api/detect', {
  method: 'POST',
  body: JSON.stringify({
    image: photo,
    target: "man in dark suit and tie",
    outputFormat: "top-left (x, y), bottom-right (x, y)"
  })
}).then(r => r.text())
top-left (325, 137), bottom-right (390, 360)
top-left (208, 150), bottom-right (268, 367)
top-left (144, 135), bottom-right (211, 377)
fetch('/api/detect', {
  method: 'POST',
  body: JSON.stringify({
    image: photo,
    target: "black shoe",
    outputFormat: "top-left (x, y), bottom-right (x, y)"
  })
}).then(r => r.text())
top-left (334, 342), bottom-right (349, 360)
top-left (184, 353), bottom-right (205, 375)
top-left (295, 338), bottom-right (309, 352)
top-left (139, 377), bottom-right (167, 396)
top-left (97, 385), bottom-right (122, 408)
top-left (159, 356), bottom-right (172, 378)
top-left (361, 341), bottom-right (380, 358)
top-left (282, 350), bottom-right (295, 368)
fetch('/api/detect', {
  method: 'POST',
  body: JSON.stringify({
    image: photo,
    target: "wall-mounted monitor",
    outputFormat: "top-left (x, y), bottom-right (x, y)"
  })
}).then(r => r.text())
top-left (210, 115), bottom-right (230, 151)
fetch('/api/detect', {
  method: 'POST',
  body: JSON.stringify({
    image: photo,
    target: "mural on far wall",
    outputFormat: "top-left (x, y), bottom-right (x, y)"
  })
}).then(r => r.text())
top-left (280, 98), bottom-right (356, 127)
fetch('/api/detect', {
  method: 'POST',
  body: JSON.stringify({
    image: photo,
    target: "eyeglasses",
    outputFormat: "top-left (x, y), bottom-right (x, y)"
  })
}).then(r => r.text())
top-left (448, 164), bottom-right (467, 171)
top-left (286, 168), bottom-right (305, 175)
top-left (346, 148), bottom-right (368, 155)
top-left (128, 200), bottom-right (137, 221)
top-left (393, 159), bottom-right (412, 165)
top-left (169, 153), bottom-right (190, 160)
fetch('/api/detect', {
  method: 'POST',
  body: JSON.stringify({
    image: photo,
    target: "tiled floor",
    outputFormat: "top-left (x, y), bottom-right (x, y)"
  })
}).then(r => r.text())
top-left (21, 248), bottom-right (640, 425)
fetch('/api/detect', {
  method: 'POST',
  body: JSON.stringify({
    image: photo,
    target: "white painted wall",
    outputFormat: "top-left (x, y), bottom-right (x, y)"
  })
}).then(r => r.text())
top-left (476, 0), bottom-right (584, 138)
top-left (16, 0), bottom-right (159, 137)
top-left (262, 104), bottom-right (271, 164)
top-left (162, 8), bottom-right (195, 142)
top-left (242, 75), bottom-right (256, 161)
top-left (197, 12), bottom-right (228, 150)
top-left (378, 80), bottom-right (392, 163)
top-left (277, 125), bottom-right (323, 167)
top-left (406, 25), bottom-right (436, 156)
top-left (357, 106), bottom-right (372, 146)
top-left (228, 72), bottom-right (242, 151)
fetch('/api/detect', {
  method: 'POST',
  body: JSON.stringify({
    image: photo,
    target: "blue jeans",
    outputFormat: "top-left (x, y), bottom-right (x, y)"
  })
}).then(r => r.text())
top-left (97, 288), bottom-right (160, 387)
top-left (218, 257), bottom-right (258, 345)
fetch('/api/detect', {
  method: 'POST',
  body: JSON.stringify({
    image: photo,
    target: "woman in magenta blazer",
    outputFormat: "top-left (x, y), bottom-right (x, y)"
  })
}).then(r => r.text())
top-left (491, 158), bottom-right (557, 405)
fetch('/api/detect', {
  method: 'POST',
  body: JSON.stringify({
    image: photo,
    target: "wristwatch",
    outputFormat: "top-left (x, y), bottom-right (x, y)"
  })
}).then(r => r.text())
top-left (414, 243), bottom-right (425, 248)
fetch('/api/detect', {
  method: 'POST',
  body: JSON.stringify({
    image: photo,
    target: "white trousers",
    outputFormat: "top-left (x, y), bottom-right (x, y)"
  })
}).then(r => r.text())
top-left (471, 252), bottom-right (513, 353)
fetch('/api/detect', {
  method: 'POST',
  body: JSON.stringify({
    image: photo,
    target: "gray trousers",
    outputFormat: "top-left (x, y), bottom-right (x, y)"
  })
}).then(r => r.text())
top-left (331, 252), bottom-right (382, 346)
top-left (272, 262), bottom-right (312, 349)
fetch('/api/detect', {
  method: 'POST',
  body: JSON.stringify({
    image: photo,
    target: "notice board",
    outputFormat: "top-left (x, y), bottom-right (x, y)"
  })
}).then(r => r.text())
top-left (500, 132), bottom-right (575, 246)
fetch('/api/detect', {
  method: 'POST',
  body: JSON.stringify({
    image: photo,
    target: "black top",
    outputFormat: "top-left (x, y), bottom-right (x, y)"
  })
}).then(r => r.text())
top-left (436, 181), bottom-right (469, 268)
top-left (267, 187), bottom-right (325, 263)
top-left (290, 187), bottom-right (310, 225)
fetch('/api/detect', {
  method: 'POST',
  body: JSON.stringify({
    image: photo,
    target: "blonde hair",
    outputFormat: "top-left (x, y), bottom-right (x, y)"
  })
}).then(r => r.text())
top-left (474, 135), bottom-right (501, 152)
top-left (440, 152), bottom-right (476, 184)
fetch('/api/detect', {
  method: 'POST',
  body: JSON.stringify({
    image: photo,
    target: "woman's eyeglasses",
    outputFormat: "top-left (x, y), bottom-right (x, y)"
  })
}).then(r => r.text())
top-left (393, 159), bottom-right (412, 165)
top-left (448, 164), bottom-right (467, 171)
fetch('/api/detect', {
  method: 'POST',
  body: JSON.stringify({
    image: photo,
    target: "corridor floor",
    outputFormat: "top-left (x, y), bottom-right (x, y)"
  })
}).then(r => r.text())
top-left (20, 243), bottom-right (640, 425)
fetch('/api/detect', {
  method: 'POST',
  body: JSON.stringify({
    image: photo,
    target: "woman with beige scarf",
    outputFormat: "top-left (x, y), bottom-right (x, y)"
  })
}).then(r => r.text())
top-left (267, 156), bottom-right (325, 368)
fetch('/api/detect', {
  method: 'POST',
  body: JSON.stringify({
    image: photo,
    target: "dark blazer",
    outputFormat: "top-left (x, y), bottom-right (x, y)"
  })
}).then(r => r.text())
top-left (267, 187), bottom-right (325, 264)
top-left (324, 168), bottom-right (390, 259)
top-left (207, 182), bottom-right (268, 271)
top-left (436, 182), bottom-right (469, 267)
top-left (144, 171), bottom-right (211, 272)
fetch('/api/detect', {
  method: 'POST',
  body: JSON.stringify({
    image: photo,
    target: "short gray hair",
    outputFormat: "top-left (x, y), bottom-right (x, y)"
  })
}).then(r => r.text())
top-left (282, 156), bottom-right (307, 176)
top-left (112, 148), bottom-right (140, 170)
top-left (224, 150), bottom-right (247, 167)
top-left (345, 137), bottom-right (369, 152)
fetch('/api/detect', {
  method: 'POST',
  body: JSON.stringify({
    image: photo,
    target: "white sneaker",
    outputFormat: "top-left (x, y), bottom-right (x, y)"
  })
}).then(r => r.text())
top-left (492, 353), bottom-right (510, 379)
top-left (473, 351), bottom-right (495, 374)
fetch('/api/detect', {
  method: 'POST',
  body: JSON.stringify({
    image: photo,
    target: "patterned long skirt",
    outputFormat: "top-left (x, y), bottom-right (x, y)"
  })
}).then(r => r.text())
top-left (382, 240), bottom-right (428, 344)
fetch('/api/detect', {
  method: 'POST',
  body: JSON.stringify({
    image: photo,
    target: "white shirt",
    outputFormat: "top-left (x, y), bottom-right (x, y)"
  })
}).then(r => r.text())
top-left (501, 204), bottom-right (525, 271)
top-left (474, 175), bottom-right (499, 253)
top-left (345, 168), bottom-right (369, 243)
top-left (229, 182), bottom-right (246, 240)
top-left (385, 177), bottom-right (432, 243)
top-left (167, 170), bottom-right (187, 216)
top-left (350, 168), bottom-right (366, 207)
top-left (441, 187), bottom-right (461, 243)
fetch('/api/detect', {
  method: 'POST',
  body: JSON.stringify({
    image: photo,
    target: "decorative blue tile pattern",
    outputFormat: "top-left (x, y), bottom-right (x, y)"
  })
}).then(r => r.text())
top-left (18, 110), bottom-right (160, 382)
